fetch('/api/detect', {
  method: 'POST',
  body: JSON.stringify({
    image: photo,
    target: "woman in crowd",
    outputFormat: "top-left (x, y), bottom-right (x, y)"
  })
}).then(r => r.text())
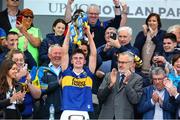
top-left (39, 18), bottom-right (68, 65)
top-left (6, 49), bottom-right (41, 118)
top-left (167, 54), bottom-right (180, 87)
top-left (0, 59), bottom-right (25, 119)
top-left (10, 8), bottom-right (42, 65)
top-left (134, 13), bottom-right (166, 75)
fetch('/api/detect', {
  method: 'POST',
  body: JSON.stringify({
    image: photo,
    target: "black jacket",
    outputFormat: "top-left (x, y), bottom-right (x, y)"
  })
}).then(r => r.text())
top-left (0, 9), bottom-right (20, 34)
top-left (0, 82), bottom-right (24, 119)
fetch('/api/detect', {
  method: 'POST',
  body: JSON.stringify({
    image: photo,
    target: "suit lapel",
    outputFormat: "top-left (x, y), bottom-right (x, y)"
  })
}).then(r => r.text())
top-left (5, 9), bottom-right (12, 30)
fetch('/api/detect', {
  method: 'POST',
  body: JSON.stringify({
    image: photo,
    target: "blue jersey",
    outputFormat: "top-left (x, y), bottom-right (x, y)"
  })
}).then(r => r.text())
top-left (61, 66), bottom-right (94, 112)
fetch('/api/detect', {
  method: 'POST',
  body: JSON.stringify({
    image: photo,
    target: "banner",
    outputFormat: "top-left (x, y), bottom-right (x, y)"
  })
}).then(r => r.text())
top-left (24, 0), bottom-right (180, 19)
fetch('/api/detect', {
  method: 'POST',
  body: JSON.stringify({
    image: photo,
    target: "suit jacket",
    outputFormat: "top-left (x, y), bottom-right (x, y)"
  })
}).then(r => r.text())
top-left (137, 85), bottom-right (176, 119)
top-left (0, 9), bottom-right (20, 34)
top-left (97, 72), bottom-right (143, 119)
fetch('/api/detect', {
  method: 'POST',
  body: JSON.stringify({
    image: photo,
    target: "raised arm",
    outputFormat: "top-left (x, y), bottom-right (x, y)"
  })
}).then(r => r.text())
top-left (16, 23), bottom-right (42, 47)
top-left (85, 26), bottom-right (97, 73)
top-left (20, 28), bottom-right (41, 47)
top-left (61, 27), bottom-right (70, 71)
top-left (64, 0), bottom-right (74, 23)
top-left (113, 0), bottom-right (127, 27)
top-left (120, 2), bottom-right (128, 26)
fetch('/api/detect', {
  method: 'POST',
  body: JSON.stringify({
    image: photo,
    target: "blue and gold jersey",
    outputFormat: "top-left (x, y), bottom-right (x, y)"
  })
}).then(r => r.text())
top-left (61, 66), bottom-right (94, 112)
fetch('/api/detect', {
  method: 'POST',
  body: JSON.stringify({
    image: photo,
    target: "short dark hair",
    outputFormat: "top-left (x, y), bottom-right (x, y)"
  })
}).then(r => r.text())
top-left (71, 48), bottom-right (86, 58)
top-left (172, 54), bottom-right (180, 65)
top-left (163, 33), bottom-right (177, 42)
top-left (52, 19), bottom-right (67, 32)
top-left (7, 31), bottom-right (18, 37)
top-left (73, 9), bottom-right (85, 16)
top-left (81, 40), bottom-right (89, 50)
top-left (145, 13), bottom-right (162, 29)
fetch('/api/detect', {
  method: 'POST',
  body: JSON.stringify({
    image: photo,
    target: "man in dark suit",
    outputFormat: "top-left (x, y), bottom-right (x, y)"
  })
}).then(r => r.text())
top-left (97, 51), bottom-right (143, 119)
top-left (0, 0), bottom-right (21, 34)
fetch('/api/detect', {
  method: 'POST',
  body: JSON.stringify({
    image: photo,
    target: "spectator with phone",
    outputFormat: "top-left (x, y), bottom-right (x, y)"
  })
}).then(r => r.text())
top-left (152, 33), bottom-right (180, 67)
top-left (97, 27), bottom-right (117, 79)
top-left (0, 0), bottom-right (21, 34)
top-left (98, 51), bottom-right (143, 119)
top-left (10, 8), bottom-right (42, 65)
top-left (134, 13), bottom-right (166, 75)
top-left (64, 0), bottom-right (127, 48)
top-left (0, 59), bottom-right (25, 119)
top-left (6, 49), bottom-right (41, 119)
top-left (99, 26), bottom-right (139, 70)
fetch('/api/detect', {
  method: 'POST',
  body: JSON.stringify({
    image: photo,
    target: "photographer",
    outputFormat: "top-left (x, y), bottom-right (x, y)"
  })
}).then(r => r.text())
top-left (98, 26), bottom-right (139, 70)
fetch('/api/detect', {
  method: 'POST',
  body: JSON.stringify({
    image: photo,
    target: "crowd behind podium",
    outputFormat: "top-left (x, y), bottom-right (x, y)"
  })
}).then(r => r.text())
top-left (0, 0), bottom-right (180, 119)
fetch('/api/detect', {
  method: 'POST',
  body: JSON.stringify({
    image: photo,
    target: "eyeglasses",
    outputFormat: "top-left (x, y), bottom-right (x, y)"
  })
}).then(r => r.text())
top-left (117, 61), bottom-right (132, 64)
top-left (11, 0), bottom-right (19, 2)
top-left (88, 12), bottom-right (99, 16)
top-left (153, 77), bottom-right (165, 81)
top-left (23, 15), bottom-right (33, 19)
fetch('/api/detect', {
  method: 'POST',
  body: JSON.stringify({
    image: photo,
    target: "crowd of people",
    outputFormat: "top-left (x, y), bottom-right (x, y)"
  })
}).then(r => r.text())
top-left (0, 0), bottom-right (180, 119)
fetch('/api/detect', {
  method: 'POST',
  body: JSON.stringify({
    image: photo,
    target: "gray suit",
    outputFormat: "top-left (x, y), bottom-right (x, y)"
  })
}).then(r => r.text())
top-left (98, 72), bottom-right (143, 119)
